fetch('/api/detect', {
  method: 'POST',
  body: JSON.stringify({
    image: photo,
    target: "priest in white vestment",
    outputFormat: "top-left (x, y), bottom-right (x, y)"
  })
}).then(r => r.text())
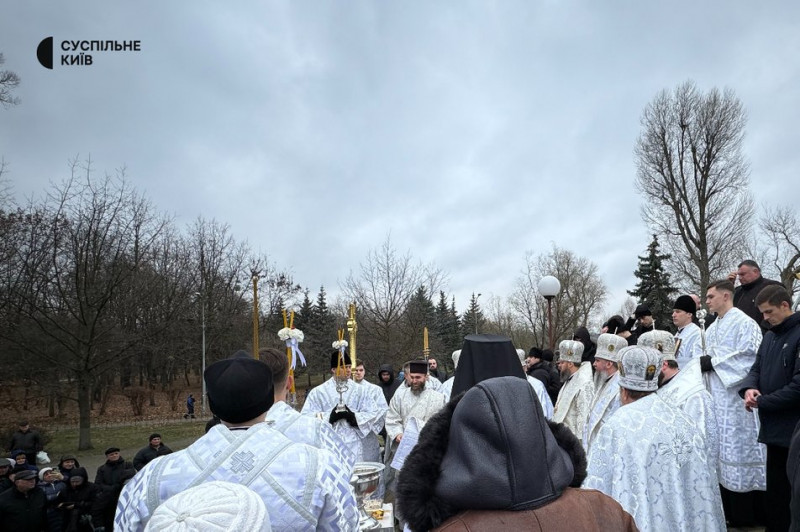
top-left (644, 330), bottom-right (720, 474)
top-left (672, 294), bottom-right (703, 368)
top-left (692, 279), bottom-right (766, 526)
top-left (301, 350), bottom-right (388, 462)
top-left (584, 346), bottom-right (725, 532)
top-left (385, 360), bottom-right (446, 444)
top-left (260, 348), bottom-right (356, 472)
top-left (115, 355), bottom-right (357, 532)
top-left (553, 340), bottom-right (595, 444)
top-left (583, 334), bottom-right (628, 453)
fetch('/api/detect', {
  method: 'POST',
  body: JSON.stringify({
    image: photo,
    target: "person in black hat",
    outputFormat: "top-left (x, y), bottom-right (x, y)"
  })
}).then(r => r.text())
top-left (525, 347), bottom-right (562, 404)
top-left (672, 294), bottom-right (702, 367)
top-left (132, 433), bottom-right (173, 471)
top-left (397, 376), bottom-right (636, 531)
top-left (300, 348), bottom-right (388, 463)
top-left (0, 468), bottom-right (49, 531)
top-left (95, 447), bottom-right (136, 530)
top-left (385, 360), bottom-right (446, 446)
top-left (625, 304), bottom-right (654, 345)
top-left (115, 352), bottom-right (358, 531)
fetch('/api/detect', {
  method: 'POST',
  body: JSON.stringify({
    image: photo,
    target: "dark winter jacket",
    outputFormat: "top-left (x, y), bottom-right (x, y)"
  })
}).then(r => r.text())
top-left (739, 312), bottom-right (800, 447)
top-left (60, 467), bottom-right (103, 531)
top-left (39, 479), bottom-right (66, 532)
top-left (94, 458), bottom-right (135, 492)
top-left (397, 376), bottom-right (634, 532)
top-left (734, 275), bottom-right (783, 331)
top-left (527, 360), bottom-right (562, 404)
top-left (0, 484), bottom-right (49, 531)
top-left (788, 419), bottom-right (800, 532)
top-left (573, 327), bottom-right (597, 364)
top-left (133, 443), bottom-right (172, 471)
top-left (8, 429), bottom-right (43, 455)
top-left (376, 364), bottom-right (401, 404)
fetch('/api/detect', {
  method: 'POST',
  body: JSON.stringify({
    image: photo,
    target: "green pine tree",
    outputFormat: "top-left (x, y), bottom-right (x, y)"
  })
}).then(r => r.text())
top-left (460, 293), bottom-right (486, 337)
top-left (628, 235), bottom-right (677, 331)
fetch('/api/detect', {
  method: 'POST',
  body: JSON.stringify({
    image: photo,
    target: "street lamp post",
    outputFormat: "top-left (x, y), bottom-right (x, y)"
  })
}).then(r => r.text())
top-left (537, 276), bottom-right (561, 350)
top-left (475, 293), bottom-right (482, 334)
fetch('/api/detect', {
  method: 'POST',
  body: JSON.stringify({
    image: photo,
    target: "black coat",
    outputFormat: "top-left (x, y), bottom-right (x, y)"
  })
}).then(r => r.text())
top-left (133, 443), bottom-right (172, 471)
top-left (60, 468), bottom-right (103, 532)
top-left (789, 420), bottom-right (800, 532)
top-left (94, 458), bottom-right (135, 491)
top-left (8, 430), bottom-right (43, 454)
top-left (739, 312), bottom-right (800, 447)
top-left (734, 276), bottom-right (783, 332)
top-left (377, 364), bottom-right (401, 404)
top-left (0, 486), bottom-right (49, 531)
top-left (526, 361), bottom-right (562, 404)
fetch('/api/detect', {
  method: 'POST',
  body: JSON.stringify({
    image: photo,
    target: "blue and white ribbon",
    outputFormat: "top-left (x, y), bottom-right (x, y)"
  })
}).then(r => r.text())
top-left (286, 338), bottom-right (307, 370)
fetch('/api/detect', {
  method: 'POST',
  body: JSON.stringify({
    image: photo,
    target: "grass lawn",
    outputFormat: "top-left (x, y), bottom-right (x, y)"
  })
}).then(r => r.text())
top-left (46, 419), bottom-right (207, 469)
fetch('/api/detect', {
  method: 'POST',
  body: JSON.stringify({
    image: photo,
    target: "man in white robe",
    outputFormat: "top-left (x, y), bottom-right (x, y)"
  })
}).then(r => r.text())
top-left (553, 340), bottom-right (594, 444)
top-left (693, 279), bottom-right (766, 526)
top-left (584, 346), bottom-right (725, 532)
top-left (115, 355), bottom-right (357, 532)
top-left (301, 350), bottom-right (388, 462)
top-left (646, 330), bottom-right (719, 475)
top-left (261, 348), bottom-right (355, 472)
top-left (672, 294), bottom-right (703, 368)
top-left (385, 361), bottom-right (446, 445)
top-left (583, 334), bottom-right (627, 453)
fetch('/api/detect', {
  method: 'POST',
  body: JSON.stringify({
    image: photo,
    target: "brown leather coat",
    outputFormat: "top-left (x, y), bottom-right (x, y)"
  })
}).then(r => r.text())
top-left (434, 488), bottom-right (638, 531)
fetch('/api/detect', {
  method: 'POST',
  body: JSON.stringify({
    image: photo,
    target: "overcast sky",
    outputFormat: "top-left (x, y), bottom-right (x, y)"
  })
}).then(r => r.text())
top-left (2, 1), bottom-right (799, 320)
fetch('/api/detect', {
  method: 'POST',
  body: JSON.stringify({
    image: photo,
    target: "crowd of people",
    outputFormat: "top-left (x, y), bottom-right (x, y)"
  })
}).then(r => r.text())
top-left (0, 424), bottom-right (176, 531)
top-left (2, 259), bottom-right (799, 531)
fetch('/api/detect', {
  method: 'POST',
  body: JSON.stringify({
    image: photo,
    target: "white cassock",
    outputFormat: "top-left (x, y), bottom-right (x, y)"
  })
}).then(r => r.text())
top-left (266, 401), bottom-right (356, 474)
top-left (385, 385), bottom-right (446, 443)
top-left (527, 375), bottom-right (554, 419)
top-left (584, 393), bottom-right (725, 532)
top-left (553, 362), bottom-right (595, 444)
top-left (114, 423), bottom-right (358, 532)
top-left (692, 307), bottom-right (766, 491)
top-left (582, 372), bottom-right (620, 453)
top-left (301, 377), bottom-right (388, 463)
top-left (427, 375), bottom-right (442, 391)
top-left (439, 376), bottom-right (454, 401)
top-left (656, 357), bottom-right (719, 475)
top-left (674, 322), bottom-right (702, 368)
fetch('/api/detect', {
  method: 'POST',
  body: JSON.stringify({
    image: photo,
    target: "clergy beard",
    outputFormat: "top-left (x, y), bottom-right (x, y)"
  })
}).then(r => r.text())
top-left (410, 381), bottom-right (426, 395)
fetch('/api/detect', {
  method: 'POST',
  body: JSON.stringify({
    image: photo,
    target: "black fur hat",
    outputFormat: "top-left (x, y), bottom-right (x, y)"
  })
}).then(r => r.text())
top-left (396, 376), bottom-right (587, 531)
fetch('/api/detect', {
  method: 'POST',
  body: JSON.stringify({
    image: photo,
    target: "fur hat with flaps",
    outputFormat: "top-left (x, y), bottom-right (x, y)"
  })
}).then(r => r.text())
top-left (397, 376), bottom-right (587, 532)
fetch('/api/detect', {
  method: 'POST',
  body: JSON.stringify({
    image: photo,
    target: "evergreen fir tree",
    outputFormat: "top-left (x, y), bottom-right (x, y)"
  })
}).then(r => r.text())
top-left (628, 235), bottom-right (677, 331)
top-left (460, 293), bottom-right (486, 337)
top-left (296, 288), bottom-right (313, 330)
top-left (448, 296), bottom-right (462, 352)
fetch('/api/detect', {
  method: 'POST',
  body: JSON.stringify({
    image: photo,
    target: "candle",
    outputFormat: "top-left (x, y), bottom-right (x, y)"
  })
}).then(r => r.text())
top-left (423, 327), bottom-right (429, 351)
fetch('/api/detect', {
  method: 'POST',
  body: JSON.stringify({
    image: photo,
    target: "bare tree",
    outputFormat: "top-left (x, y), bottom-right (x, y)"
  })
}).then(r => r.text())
top-left (0, 53), bottom-right (21, 108)
top-left (482, 294), bottom-right (536, 350)
top-left (509, 246), bottom-right (607, 349)
top-left (759, 205), bottom-right (800, 295)
top-left (3, 159), bottom-right (171, 449)
top-left (341, 234), bottom-right (446, 361)
top-left (635, 80), bottom-right (754, 295)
